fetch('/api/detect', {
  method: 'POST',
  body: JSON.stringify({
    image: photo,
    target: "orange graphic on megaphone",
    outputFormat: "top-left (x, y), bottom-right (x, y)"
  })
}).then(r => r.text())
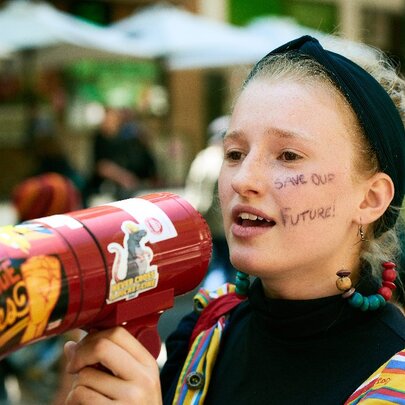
top-left (20, 255), bottom-right (62, 342)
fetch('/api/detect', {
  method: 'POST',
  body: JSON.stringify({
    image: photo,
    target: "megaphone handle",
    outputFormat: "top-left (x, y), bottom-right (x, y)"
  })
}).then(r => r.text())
top-left (88, 314), bottom-right (162, 376)
top-left (125, 313), bottom-right (163, 359)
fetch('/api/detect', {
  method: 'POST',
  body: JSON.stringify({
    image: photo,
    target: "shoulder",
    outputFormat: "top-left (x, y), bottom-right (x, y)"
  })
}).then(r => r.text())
top-left (377, 303), bottom-right (405, 340)
top-left (345, 348), bottom-right (405, 404)
top-left (344, 303), bottom-right (405, 403)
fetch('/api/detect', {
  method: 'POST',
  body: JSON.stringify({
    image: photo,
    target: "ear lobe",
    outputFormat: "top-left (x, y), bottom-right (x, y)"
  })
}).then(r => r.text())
top-left (358, 173), bottom-right (395, 224)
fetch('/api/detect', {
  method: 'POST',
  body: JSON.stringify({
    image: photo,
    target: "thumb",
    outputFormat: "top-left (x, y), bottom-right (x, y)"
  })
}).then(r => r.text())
top-left (64, 341), bottom-right (78, 373)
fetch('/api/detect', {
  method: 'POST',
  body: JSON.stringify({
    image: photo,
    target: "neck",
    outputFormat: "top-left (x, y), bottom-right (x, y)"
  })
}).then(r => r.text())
top-left (259, 260), bottom-right (361, 300)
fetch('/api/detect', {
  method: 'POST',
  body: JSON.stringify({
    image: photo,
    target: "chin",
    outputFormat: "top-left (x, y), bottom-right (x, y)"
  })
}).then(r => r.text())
top-left (230, 251), bottom-right (269, 276)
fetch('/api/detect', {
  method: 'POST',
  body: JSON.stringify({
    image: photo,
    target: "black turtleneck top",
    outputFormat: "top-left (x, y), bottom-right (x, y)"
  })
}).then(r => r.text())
top-left (160, 278), bottom-right (405, 404)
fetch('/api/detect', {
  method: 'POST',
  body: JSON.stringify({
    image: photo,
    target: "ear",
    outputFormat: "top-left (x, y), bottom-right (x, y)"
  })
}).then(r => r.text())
top-left (357, 172), bottom-right (395, 225)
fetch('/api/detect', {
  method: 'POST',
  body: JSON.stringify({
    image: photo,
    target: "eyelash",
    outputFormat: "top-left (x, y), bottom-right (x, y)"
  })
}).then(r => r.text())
top-left (278, 151), bottom-right (302, 162)
top-left (224, 150), bottom-right (302, 162)
top-left (224, 150), bottom-right (244, 161)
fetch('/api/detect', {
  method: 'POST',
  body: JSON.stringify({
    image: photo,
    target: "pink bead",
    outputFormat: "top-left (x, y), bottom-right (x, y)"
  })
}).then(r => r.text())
top-left (378, 286), bottom-right (392, 301)
top-left (382, 261), bottom-right (396, 270)
top-left (382, 269), bottom-right (397, 282)
top-left (382, 280), bottom-right (397, 290)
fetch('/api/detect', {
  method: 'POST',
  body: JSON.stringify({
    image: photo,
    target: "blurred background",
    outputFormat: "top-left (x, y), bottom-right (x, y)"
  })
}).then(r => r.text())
top-left (0, 0), bottom-right (403, 221)
top-left (0, 0), bottom-right (403, 403)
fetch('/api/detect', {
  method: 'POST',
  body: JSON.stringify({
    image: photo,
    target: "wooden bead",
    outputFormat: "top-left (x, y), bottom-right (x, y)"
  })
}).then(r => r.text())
top-left (336, 270), bottom-right (351, 278)
top-left (382, 261), bottom-right (396, 270)
top-left (342, 287), bottom-right (356, 298)
top-left (382, 269), bottom-right (397, 282)
top-left (368, 295), bottom-right (381, 311)
top-left (349, 292), bottom-right (364, 308)
top-left (360, 296), bottom-right (370, 311)
top-left (377, 286), bottom-right (392, 301)
top-left (336, 276), bottom-right (352, 291)
top-left (382, 280), bottom-right (396, 290)
top-left (376, 294), bottom-right (386, 306)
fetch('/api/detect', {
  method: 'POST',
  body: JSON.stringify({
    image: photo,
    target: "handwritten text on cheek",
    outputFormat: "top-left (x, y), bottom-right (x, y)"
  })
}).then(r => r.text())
top-left (281, 203), bottom-right (336, 227)
top-left (274, 173), bottom-right (335, 189)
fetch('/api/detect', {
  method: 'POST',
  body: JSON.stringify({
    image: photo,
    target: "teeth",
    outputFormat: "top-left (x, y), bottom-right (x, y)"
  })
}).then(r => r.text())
top-left (238, 212), bottom-right (274, 223)
top-left (239, 212), bottom-right (252, 220)
top-left (239, 212), bottom-right (267, 221)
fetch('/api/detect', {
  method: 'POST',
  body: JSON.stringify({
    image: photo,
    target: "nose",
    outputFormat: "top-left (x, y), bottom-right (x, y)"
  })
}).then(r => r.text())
top-left (231, 153), bottom-right (269, 197)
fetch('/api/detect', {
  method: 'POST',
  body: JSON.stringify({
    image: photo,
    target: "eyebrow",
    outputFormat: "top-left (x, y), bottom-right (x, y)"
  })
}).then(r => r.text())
top-left (269, 127), bottom-right (313, 142)
top-left (224, 127), bottom-right (314, 142)
top-left (223, 130), bottom-right (241, 141)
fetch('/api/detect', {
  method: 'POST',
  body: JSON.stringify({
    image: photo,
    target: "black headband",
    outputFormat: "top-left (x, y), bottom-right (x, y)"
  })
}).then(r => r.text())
top-left (259, 35), bottom-right (405, 234)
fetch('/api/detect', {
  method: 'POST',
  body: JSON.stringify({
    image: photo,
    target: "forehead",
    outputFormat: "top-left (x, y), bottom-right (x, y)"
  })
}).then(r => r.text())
top-left (230, 78), bottom-right (355, 142)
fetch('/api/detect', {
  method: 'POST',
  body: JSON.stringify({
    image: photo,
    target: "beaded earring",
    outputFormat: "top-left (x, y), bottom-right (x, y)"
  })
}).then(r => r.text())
top-left (336, 262), bottom-right (397, 311)
top-left (235, 271), bottom-right (250, 297)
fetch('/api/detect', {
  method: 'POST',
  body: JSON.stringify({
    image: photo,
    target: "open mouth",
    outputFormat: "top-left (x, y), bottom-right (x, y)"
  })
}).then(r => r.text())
top-left (236, 212), bottom-right (276, 228)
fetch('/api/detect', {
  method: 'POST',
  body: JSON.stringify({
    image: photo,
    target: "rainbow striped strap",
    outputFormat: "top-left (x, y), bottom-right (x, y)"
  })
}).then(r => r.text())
top-left (345, 349), bottom-right (405, 404)
top-left (172, 283), bottom-right (239, 405)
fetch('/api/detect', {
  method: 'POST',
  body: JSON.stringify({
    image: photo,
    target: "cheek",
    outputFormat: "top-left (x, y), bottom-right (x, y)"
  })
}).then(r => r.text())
top-left (219, 197), bottom-right (233, 231)
top-left (218, 169), bottom-right (230, 202)
top-left (273, 172), bottom-right (349, 228)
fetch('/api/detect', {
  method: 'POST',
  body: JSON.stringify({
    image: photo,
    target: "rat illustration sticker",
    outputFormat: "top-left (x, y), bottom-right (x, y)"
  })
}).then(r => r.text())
top-left (107, 221), bottom-right (158, 303)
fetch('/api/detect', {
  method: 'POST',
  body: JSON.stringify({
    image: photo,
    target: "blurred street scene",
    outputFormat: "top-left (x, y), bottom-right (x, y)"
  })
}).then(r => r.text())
top-left (0, 0), bottom-right (403, 403)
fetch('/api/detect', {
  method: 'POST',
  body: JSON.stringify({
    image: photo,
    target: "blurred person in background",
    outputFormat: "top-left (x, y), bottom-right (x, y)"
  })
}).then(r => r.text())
top-left (86, 107), bottom-right (159, 203)
top-left (27, 103), bottom-right (85, 194)
top-left (32, 134), bottom-right (85, 195)
top-left (184, 115), bottom-right (236, 289)
top-left (0, 172), bottom-right (83, 405)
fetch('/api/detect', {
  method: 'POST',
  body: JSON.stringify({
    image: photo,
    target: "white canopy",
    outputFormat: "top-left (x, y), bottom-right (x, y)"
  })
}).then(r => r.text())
top-left (245, 16), bottom-right (375, 65)
top-left (112, 4), bottom-right (271, 70)
top-left (0, 0), bottom-right (155, 67)
top-left (245, 16), bottom-right (325, 47)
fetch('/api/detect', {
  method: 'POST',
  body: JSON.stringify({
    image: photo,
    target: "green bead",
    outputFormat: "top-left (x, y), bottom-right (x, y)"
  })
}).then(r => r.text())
top-left (236, 271), bottom-right (249, 280)
top-left (193, 299), bottom-right (205, 314)
top-left (349, 292), bottom-right (364, 308)
top-left (375, 294), bottom-right (386, 307)
top-left (368, 295), bottom-right (381, 311)
top-left (235, 278), bottom-right (250, 295)
top-left (360, 296), bottom-right (369, 311)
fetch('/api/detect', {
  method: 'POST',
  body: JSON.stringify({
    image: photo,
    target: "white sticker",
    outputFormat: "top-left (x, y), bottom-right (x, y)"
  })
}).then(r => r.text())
top-left (108, 198), bottom-right (178, 243)
top-left (33, 214), bottom-right (83, 230)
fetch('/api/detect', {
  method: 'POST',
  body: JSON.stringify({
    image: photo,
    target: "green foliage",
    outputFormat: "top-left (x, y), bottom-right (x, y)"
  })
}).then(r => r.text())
top-left (285, 1), bottom-right (338, 33)
top-left (229, 0), bottom-right (337, 34)
top-left (229, 0), bottom-right (283, 26)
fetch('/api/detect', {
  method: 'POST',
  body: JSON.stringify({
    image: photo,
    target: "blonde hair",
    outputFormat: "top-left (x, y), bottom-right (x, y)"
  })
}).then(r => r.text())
top-left (324, 39), bottom-right (405, 293)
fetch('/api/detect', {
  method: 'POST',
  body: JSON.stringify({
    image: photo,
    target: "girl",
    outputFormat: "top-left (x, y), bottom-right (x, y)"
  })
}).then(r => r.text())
top-left (64, 36), bottom-right (405, 404)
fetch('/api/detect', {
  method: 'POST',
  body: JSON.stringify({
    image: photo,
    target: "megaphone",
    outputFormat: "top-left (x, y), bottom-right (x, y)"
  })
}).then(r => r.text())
top-left (0, 192), bottom-right (212, 359)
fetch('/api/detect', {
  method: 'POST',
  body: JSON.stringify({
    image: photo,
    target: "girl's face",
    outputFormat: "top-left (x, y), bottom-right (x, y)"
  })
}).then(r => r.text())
top-left (219, 78), bottom-right (367, 298)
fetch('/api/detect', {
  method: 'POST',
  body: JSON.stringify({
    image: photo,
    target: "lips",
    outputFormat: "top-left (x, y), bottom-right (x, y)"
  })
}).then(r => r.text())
top-left (232, 205), bottom-right (276, 237)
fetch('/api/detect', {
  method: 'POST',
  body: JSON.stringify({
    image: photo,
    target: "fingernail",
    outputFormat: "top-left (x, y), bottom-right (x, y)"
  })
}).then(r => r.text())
top-left (64, 341), bottom-right (77, 372)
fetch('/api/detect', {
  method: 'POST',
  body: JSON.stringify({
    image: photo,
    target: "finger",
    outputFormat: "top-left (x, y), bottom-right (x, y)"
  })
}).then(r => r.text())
top-left (64, 341), bottom-right (77, 360)
top-left (105, 326), bottom-right (158, 366)
top-left (71, 365), bottom-right (151, 402)
top-left (77, 327), bottom-right (157, 369)
top-left (65, 381), bottom-right (112, 405)
top-left (66, 330), bottom-right (158, 382)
